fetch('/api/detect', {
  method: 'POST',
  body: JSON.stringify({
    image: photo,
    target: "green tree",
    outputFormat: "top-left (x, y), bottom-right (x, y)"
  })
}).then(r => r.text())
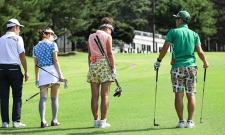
top-left (114, 21), bottom-right (134, 43)
top-left (116, 0), bottom-right (151, 31)
top-left (41, 0), bottom-right (91, 51)
top-left (210, 0), bottom-right (225, 51)
top-left (154, 0), bottom-right (216, 41)
top-left (73, 0), bottom-right (125, 51)
top-left (0, 0), bottom-right (52, 55)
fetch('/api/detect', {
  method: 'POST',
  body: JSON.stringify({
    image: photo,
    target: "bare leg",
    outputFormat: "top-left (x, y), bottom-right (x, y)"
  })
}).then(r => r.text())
top-left (51, 83), bottom-right (60, 97)
top-left (175, 92), bottom-right (184, 120)
top-left (51, 83), bottom-right (60, 122)
top-left (100, 82), bottom-right (111, 120)
top-left (186, 93), bottom-right (196, 120)
top-left (91, 83), bottom-right (100, 120)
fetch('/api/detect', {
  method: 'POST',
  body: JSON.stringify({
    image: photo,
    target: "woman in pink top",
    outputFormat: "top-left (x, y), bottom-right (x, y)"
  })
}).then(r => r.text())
top-left (87, 17), bottom-right (116, 128)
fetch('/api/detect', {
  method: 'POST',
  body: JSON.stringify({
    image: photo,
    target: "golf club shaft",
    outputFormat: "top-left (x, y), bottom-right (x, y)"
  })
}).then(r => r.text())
top-left (36, 65), bottom-right (68, 89)
top-left (36, 65), bottom-right (59, 80)
top-left (200, 69), bottom-right (207, 122)
top-left (26, 82), bottom-right (56, 101)
top-left (153, 68), bottom-right (159, 125)
top-left (94, 36), bottom-right (121, 89)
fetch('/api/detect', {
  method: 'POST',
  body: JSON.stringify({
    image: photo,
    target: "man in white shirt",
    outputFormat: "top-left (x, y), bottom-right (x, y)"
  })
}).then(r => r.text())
top-left (0, 18), bottom-right (29, 128)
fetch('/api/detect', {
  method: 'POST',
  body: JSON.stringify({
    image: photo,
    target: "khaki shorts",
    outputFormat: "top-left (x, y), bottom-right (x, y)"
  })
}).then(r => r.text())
top-left (170, 66), bottom-right (197, 93)
top-left (87, 60), bottom-right (114, 84)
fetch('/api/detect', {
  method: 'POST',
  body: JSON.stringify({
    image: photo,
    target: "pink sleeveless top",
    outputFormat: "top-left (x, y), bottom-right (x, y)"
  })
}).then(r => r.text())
top-left (88, 30), bottom-right (111, 60)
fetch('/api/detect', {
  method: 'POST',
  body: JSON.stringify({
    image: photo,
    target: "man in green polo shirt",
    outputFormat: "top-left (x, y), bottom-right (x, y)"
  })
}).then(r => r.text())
top-left (154, 11), bottom-right (209, 128)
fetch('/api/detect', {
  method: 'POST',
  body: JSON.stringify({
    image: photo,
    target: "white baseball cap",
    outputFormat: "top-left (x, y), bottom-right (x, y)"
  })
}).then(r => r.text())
top-left (7, 18), bottom-right (24, 28)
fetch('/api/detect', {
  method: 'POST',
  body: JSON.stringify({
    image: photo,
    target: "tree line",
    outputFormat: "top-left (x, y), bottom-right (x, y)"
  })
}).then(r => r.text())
top-left (0, 0), bottom-right (224, 55)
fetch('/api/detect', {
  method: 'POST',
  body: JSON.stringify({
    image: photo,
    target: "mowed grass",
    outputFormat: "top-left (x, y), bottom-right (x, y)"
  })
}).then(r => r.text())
top-left (0, 52), bottom-right (224, 135)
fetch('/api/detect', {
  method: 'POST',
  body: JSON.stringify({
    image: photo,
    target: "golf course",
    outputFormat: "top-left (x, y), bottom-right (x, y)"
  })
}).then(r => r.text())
top-left (0, 52), bottom-right (224, 135)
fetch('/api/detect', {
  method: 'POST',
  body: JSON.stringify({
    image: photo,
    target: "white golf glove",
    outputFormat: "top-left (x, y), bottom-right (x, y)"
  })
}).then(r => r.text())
top-left (35, 80), bottom-right (39, 87)
top-left (112, 69), bottom-right (116, 79)
top-left (154, 59), bottom-right (161, 71)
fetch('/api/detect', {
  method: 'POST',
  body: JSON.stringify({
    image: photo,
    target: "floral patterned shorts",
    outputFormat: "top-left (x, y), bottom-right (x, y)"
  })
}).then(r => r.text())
top-left (170, 66), bottom-right (197, 93)
top-left (87, 60), bottom-right (114, 84)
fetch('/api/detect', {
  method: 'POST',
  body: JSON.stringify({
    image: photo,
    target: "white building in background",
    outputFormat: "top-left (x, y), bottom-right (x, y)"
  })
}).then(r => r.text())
top-left (124, 30), bottom-right (172, 53)
top-left (56, 29), bottom-right (172, 53)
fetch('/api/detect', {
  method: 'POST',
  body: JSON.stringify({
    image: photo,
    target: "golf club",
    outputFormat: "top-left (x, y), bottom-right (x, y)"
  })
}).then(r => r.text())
top-left (26, 82), bottom-right (57, 101)
top-left (153, 68), bottom-right (159, 126)
top-left (36, 65), bottom-right (68, 89)
top-left (200, 68), bottom-right (207, 123)
top-left (94, 35), bottom-right (122, 97)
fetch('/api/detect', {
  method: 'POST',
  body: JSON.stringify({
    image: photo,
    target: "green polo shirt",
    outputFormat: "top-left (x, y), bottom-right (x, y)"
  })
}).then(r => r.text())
top-left (165, 24), bottom-right (201, 68)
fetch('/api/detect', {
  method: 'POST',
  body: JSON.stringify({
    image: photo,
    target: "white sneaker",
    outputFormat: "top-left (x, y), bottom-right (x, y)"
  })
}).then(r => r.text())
top-left (176, 120), bottom-right (185, 128)
top-left (99, 119), bottom-right (110, 128)
top-left (186, 120), bottom-right (195, 128)
top-left (13, 121), bottom-right (26, 128)
top-left (94, 120), bottom-right (100, 128)
top-left (2, 122), bottom-right (9, 128)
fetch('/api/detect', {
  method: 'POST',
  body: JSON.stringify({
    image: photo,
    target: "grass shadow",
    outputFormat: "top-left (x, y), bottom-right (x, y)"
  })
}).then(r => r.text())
top-left (0, 126), bottom-right (177, 135)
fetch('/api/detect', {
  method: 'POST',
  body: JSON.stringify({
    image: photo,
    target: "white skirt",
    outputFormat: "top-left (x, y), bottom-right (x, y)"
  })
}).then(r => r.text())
top-left (38, 65), bottom-right (61, 87)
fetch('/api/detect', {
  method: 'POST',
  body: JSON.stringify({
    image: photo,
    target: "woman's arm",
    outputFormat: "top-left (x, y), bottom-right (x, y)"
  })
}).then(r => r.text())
top-left (53, 51), bottom-right (64, 81)
top-left (106, 36), bottom-right (115, 69)
top-left (34, 57), bottom-right (39, 80)
top-left (87, 42), bottom-right (91, 67)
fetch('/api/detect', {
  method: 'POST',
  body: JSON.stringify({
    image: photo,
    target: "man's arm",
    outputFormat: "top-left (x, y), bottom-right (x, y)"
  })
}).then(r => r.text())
top-left (154, 42), bottom-right (170, 71)
top-left (157, 42), bottom-right (170, 60)
top-left (19, 52), bottom-right (29, 82)
top-left (195, 44), bottom-right (209, 68)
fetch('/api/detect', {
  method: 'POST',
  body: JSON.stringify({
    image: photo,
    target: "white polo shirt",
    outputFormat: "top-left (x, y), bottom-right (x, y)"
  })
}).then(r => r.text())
top-left (0, 32), bottom-right (25, 65)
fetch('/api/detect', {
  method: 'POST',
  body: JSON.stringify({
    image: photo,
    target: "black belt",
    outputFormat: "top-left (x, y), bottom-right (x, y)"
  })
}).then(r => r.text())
top-left (0, 64), bottom-right (20, 66)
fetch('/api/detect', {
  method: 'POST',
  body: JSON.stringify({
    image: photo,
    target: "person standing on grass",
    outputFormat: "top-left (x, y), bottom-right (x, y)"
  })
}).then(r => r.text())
top-left (154, 11), bottom-right (209, 128)
top-left (0, 18), bottom-right (29, 128)
top-left (33, 27), bottom-right (64, 128)
top-left (87, 17), bottom-right (116, 128)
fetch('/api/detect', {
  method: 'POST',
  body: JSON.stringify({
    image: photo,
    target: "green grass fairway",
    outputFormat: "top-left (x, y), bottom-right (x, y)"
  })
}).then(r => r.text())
top-left (0, 52), bottom-right (224, 135)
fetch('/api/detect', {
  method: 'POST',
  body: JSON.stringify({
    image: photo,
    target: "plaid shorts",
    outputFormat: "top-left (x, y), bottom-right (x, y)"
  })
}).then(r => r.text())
top-left (170, 66), bottom-right (197, 93)
top-left (87, 60), bottom-right (114, 84)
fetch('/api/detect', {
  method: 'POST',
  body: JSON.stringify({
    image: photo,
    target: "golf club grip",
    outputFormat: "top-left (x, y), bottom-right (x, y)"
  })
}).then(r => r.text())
top-left (26, 92), bottom-right (39, 101)
top-left (94, 37), bottom-right (113, 71)
top-left (94, 39), bottom-right (104, 56)
top-left (156, 68), bottom-right (158, 82)
top-left (36, 65), bottom-right (59, 79)
top-left (94, 38), bottom-right (112, 69)
top-left (95, 36), bottom-right (105, 54)
top-left (96, 35), bottom-right (104, 51)
top-left (204, 69), bottom-right (206, 81)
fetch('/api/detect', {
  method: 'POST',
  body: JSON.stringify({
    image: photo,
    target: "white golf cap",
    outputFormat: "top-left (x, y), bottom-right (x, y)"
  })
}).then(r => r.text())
top-left (44, 29), bottom-right (58, 40)
top-left (7, 18), bottom-right (24, 28)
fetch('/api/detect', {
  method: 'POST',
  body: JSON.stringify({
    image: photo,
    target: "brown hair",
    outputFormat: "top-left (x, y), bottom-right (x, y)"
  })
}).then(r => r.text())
top-left (38, 27), bottom-right (52, 39)
top-left (99, 17), bottom-right (114, 30)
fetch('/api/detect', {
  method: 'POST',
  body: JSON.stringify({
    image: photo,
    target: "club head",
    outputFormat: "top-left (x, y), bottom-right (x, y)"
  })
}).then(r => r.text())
top-left (200, 118), bottom-right (203, 123)
top-left (153, 119), bottom-right (159, 126)
top-left (64, 79), bottom-right (68, 89)
top-left (113, 87), bottom-right (122, 97)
